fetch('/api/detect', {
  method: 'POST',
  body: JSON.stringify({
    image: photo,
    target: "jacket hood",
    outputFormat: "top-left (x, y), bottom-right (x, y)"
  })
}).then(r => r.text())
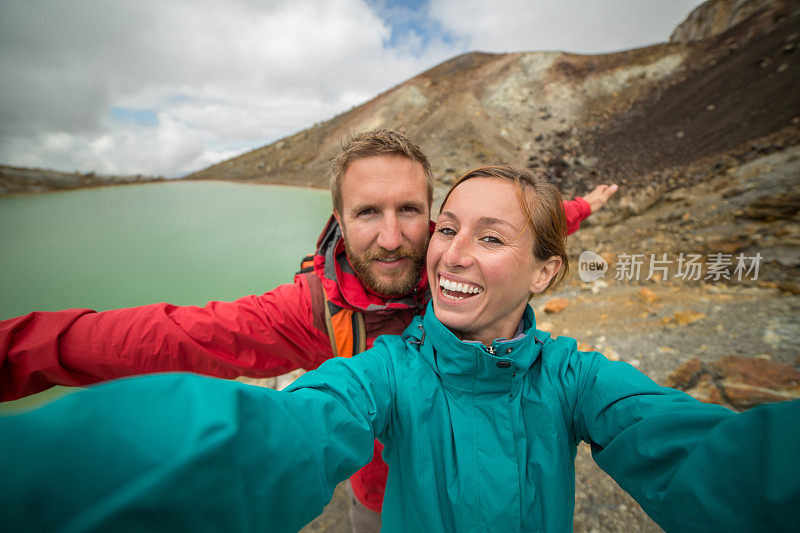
top-left (312, 215), bottom-right (431, 313)
top-left (407, 302), bottom-right (551, 394)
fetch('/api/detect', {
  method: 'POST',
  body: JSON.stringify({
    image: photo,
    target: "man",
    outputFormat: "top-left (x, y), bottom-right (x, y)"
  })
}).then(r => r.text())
top-left (0, 129), bottom-right (616, 531)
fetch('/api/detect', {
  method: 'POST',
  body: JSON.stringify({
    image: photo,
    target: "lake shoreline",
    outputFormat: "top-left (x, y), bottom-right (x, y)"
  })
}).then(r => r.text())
top-left (0, 175), bottom-right (329, 199)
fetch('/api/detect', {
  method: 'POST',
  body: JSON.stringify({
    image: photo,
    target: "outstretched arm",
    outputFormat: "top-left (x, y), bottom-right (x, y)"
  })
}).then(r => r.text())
top-left (574, 353), bottom-right (797, 531)
top-left (0, 349), bottom-right (395, 532)
top-left (582, 184), bottom-right (618, 213)
top-left (563, 184), bottom-right (618, 234)
top-left (0, 275), bottom-right (331, 401)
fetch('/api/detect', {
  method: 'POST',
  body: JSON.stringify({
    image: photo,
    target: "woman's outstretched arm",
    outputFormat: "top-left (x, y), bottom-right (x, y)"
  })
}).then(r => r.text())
top-left (573, 352), bottom-right (798, 531)
top-left (0, 347), bottom-right (396, 532)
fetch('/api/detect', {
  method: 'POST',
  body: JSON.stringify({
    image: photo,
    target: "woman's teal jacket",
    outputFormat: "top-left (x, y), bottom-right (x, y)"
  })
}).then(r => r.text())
top-left (0, 303), bottom-right (798, 532)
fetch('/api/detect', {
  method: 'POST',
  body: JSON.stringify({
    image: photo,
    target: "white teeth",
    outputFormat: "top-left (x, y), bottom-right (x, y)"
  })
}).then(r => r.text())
top-left (438, 276), bottom-right (483, 296)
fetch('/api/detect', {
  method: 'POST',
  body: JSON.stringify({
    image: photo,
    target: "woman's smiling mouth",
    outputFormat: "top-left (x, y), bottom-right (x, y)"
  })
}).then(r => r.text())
top-left (438, 276), bottom-right (484, 300)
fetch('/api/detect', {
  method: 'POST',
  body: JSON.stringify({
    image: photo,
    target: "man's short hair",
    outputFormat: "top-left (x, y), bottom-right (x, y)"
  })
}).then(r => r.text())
top-left (330, 129), bottom-right (433, 214)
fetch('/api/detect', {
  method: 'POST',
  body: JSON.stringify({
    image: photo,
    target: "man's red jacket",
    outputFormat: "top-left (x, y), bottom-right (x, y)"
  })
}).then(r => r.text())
top-left (0, 197), bottom-right (591, 512)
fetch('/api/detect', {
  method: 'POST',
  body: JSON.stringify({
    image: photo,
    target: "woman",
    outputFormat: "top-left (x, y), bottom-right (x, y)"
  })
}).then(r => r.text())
top-left (0, 166), bottom-right (796, 532)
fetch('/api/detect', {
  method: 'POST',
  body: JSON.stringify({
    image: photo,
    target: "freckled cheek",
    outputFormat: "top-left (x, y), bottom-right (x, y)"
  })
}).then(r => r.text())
top-left (426, 238), bottom-right (446, 264)
top-left (481, 255), bottom-right (528, 287)
top-left (484, 271), bottom-right (517, 289)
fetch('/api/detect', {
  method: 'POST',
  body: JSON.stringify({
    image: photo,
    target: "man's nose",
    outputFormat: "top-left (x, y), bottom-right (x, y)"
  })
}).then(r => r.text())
top-left (376, 214), bottom-right (403, 251)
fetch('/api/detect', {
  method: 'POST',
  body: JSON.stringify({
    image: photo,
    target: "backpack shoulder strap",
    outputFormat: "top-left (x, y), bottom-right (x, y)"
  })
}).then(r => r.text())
top-left (301, 250), bottom-right (366, 358)
top-left (323, 299), bottom-right (366, 358)
top-left (297, 254), bottom-right (315, 275)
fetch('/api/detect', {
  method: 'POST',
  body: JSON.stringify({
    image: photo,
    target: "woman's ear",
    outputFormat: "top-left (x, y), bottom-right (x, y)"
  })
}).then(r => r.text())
top-left (529, 256), bottom-right (562, 294)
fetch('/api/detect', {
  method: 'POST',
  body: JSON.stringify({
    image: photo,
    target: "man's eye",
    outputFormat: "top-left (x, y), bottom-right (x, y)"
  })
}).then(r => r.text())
top-left (401, 205), bottom-right (420, 213)
top-left (358, 208), bottom-right (377, 216)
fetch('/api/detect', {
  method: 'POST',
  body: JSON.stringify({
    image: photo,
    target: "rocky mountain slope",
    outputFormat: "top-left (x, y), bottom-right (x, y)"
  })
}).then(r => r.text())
top-left (670, 0), bottom-right (786, 42)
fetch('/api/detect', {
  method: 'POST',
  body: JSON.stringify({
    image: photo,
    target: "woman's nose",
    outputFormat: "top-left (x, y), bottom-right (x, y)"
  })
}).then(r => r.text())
top-left (442, 234), bottom-right (473, 268)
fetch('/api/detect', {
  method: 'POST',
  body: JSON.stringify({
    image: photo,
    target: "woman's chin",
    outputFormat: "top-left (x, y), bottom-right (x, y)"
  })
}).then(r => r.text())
top-left (432, 303), bottom-right (475, 336)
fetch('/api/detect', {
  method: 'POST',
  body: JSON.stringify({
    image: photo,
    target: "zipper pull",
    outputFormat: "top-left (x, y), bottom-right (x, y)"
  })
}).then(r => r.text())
top-left (411, 323), bottom-right (426, 346)
top-left (487, 345), bottom-right (495, 355)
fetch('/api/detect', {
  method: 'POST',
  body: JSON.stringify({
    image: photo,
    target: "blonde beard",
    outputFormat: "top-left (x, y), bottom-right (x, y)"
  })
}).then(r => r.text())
top-left (345, 241), bottom-right (423, 297)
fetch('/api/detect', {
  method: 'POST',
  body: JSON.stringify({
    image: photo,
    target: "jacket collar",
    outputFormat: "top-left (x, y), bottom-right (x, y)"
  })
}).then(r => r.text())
top-left (409, 302), bottom-right (549, 394)
top-left (312, 215), bottom-right (431, 313)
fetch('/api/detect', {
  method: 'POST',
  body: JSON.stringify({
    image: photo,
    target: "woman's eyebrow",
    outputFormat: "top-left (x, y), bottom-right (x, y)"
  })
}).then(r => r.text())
top-left (439, 212), bottom-right (519, 231)
top-left (477, 216), bottom-right (516, 229)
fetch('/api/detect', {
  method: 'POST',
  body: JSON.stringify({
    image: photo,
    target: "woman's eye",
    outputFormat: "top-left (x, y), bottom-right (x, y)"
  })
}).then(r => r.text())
top-left (436, 226), bottom-right (455, 236)
top-left (480, 235), bottom-right (503, 245)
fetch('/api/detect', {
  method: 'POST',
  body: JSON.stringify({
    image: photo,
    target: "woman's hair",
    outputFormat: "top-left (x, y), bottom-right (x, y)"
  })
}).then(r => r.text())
top-left (439, 165), bottom-right (569, 294)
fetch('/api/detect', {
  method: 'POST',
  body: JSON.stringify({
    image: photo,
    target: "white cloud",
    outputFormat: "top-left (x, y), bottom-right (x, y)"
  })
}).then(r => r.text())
top-left (428, 0), bottom-right (705, 54)
top-left (0, 0), bottom-right (456, 177)
top-left (0, 0), bottom-right (705, 177)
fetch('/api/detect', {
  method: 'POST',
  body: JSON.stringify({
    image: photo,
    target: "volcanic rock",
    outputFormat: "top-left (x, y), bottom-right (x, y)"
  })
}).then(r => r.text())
top-left (666, 355), bottom-right (800, 410)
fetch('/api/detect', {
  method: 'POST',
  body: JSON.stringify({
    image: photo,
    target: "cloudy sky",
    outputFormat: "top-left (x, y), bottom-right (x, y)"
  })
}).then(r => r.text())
top-left (0, 0), bottom-right (705, 178)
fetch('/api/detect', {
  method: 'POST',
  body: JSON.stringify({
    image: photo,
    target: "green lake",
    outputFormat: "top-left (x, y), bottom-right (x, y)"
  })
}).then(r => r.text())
top-left (0, 181), bottom-right (332, 412)
top-left (0, 181), bottom-right (332, 319)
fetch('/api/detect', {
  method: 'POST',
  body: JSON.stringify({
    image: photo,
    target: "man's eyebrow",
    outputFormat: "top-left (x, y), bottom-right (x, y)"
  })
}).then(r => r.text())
top-left (349, 203), bottom-right (377, 213)
top-left (350, 200), bottom-right (425, 213)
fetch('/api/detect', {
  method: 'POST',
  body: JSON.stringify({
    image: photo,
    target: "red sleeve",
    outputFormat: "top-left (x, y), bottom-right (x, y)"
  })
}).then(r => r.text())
top-left (0, 275), bottom-right (331, 402)
top-left (563, 197), bottom-right (592, 235)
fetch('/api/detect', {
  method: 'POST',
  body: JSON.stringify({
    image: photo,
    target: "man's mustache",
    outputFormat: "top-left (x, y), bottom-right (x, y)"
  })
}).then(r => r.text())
top-left (364, 247), bottom-right (421, 262)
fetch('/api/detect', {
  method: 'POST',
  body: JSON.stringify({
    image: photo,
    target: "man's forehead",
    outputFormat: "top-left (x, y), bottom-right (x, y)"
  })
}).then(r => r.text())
top-left (343, 154), bottom-right (423, 178)
top-left (341, 156), bottom-right (428, 204)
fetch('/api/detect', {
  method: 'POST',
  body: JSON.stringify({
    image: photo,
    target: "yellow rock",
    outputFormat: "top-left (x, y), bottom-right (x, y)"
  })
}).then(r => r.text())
top-left (638, 287), bottom-right (659, 304)
top-left (674, 310), bottom-right (706, 326)
top-left (544, 297), bottom-right (570, 314)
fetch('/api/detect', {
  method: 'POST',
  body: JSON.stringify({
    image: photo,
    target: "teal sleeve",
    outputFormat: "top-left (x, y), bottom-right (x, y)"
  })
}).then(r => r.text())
top-left (572, 354), bottom-right (747, 531)
top-left (0, 349), bottom-right (395, 532)
top-left (633, 398), bottom-right (799, 532)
